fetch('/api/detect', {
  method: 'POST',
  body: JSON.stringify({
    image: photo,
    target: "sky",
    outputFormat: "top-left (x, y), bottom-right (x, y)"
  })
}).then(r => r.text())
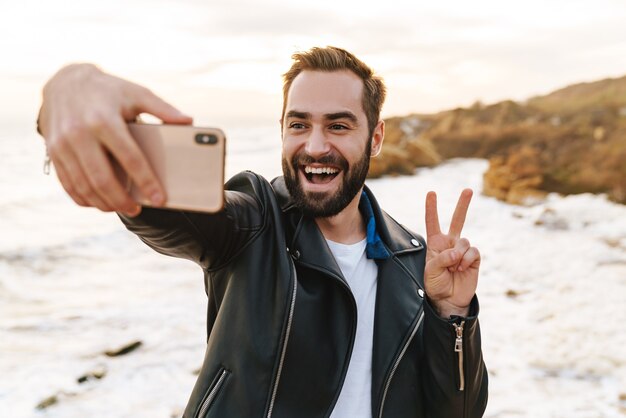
top-left (1, 0), bottom-right (626, 130)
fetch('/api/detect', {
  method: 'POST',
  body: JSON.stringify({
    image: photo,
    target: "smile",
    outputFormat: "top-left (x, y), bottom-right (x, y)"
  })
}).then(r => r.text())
top-left (301, 165), bottom-right (341, 185)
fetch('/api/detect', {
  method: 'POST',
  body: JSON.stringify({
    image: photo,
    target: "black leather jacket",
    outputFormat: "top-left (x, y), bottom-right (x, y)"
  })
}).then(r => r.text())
top-left (120, 171), bottom-right (488, 418)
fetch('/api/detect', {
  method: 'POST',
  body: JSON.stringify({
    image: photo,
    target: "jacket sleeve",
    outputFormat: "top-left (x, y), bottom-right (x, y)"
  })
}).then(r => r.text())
top-left (118, 173), bottom-right (264, 271)
top-left (421, 295), bottom-right (488, 417)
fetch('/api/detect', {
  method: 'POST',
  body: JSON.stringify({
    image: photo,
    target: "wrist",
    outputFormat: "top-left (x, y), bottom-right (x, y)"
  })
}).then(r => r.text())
top-left (428, 297), bottom-right (470, 319)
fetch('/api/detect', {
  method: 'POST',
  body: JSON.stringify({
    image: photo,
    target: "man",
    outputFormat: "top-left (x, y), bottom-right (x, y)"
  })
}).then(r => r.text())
top-left (38, 46), bottom-right (488, 417)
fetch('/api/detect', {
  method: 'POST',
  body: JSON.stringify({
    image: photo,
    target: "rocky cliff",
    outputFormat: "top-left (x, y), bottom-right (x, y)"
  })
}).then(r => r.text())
top-left (373, 75), bottom-right (626, 204)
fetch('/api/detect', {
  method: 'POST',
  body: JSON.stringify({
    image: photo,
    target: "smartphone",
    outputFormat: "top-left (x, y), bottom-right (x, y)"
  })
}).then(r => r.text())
top-left (117, 122), bottom-right (226, 213)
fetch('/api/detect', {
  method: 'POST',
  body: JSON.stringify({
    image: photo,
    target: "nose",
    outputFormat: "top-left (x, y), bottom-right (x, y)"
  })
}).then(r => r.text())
top-left (304, 127), bottom-right (331, 158)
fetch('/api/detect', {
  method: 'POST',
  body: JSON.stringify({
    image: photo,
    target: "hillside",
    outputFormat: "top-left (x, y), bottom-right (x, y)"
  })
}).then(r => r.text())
top-left (527, 75), bottom-right (626, 114)
top-left (372, 75), bottom-right (626, 204)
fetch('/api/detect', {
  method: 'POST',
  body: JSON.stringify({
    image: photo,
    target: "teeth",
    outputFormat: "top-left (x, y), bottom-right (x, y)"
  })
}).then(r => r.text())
top-left (304, 166), bottom-right (339, 175)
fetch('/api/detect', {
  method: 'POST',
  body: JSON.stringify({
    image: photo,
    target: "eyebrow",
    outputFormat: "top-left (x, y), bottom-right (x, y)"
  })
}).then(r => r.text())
top-left (285, 110), bottom-right (311, 120)
top-left (326, 111), bottom-right (358, 124)
top-left (285, 110), bottom-right (359, 124)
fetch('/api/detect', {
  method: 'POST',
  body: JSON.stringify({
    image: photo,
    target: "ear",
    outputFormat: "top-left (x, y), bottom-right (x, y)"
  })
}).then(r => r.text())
top-left (370, 120), bottom-right (385, 157)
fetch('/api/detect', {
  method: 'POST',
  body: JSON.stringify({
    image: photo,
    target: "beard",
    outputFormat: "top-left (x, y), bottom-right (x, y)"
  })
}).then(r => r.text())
top-left (282, 139), bottom-right (371, 218)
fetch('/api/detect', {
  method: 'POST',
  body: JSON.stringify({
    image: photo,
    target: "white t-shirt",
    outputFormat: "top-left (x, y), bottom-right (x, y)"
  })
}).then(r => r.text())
top-left (326, 238), bottom-right (378, 418)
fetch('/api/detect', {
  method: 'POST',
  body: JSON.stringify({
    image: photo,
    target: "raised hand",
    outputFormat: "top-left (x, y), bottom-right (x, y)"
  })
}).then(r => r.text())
top-left (38, 64), bottom-right (193, 216)
top-left (424, 189), bottom-right (480, 318)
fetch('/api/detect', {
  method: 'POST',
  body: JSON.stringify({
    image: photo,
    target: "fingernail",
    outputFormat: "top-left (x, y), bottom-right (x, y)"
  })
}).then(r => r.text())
top-left (123, 204), bottom-right (139, 216)
top-left (151, 192), bottom-right (164, 205)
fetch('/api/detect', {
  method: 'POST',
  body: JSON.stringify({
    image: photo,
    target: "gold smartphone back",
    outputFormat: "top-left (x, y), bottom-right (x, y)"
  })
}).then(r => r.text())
top-left (125, 123), bottom-right (226, 213)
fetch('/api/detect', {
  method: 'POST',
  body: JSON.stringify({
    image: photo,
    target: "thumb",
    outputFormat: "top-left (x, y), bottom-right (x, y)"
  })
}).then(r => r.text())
top-left (426, 248), bottom-right (461, 277)
top-left (132, 86), bottom-right (193, 125)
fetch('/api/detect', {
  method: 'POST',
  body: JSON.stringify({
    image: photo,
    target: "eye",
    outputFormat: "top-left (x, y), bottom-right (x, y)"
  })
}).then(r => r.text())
top-left (329, 124), bottom-right (349, 130)
top-left (289, 122), bottom-right (306, 129)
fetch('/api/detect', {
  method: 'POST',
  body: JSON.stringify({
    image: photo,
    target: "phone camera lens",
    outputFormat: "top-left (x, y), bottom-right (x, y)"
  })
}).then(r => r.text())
top-left (195, 133), bottom-right (218, 145)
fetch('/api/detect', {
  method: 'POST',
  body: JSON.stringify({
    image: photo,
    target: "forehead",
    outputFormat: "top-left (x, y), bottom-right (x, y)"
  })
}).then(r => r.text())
top-left (285, 70), bottom-right (365, 117)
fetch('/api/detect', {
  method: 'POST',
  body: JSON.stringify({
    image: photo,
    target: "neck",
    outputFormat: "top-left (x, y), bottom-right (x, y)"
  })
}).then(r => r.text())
top-left (314, 189), bottom-right (366, 244)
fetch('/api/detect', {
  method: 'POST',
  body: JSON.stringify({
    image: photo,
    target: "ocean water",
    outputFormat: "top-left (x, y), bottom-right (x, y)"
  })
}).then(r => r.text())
top-left (1, 126), bottom-right (625, 417)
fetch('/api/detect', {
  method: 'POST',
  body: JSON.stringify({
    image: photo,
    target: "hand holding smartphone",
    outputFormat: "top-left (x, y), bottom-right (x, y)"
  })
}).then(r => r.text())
top-left (117, 123), bottom-right (226, 213)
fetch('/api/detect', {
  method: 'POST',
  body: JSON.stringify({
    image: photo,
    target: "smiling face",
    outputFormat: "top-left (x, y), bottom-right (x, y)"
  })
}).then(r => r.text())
top-left (281, 70), bottom-right (383, 218)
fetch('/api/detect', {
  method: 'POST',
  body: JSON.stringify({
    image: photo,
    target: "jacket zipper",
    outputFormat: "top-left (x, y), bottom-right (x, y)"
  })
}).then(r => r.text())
top-left (378, 310), bottom-right (425, 418)
top-left (453, 321), bottom-right (465, 391)
top-left (279, 252), bottom-right (357, 417)
top-left (196, 368), bottom-right (229, 418)
top-left (266, 258), bottom-right (298, 418)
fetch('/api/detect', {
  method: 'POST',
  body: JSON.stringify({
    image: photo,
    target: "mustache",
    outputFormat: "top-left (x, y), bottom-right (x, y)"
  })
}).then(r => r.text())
top-left (291, 152), bottom-right (348, 170)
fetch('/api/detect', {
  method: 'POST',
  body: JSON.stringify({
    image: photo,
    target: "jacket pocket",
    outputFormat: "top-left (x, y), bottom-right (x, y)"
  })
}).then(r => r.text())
top-left (195, 367), bottom-right (231, 418)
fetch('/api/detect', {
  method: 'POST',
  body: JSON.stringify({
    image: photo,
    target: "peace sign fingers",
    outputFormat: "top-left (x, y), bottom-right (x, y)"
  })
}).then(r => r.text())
top-left (448, 188), bottom-right (473, 238)
top-left (425, 191), bottom-right (441, 238)
top-left (423, 188), bottom-right (479, 318)
top-left (425, 189), bottom-right (473, 238)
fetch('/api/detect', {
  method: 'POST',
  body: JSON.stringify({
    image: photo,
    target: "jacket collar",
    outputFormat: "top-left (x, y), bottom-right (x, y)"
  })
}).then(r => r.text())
top-left (360, 184), bottom-right (425, 255)
top-left (271, 176), bottom-right (424, 258)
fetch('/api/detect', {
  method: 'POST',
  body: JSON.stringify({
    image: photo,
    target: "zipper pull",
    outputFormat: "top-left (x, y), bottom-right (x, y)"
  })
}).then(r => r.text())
top-left (453, 321), bottom-right (464, 352)
top-left (453, 321), bottom-right (465, 391)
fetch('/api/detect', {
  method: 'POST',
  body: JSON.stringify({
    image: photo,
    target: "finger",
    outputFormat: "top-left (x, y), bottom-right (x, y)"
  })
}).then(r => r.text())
top-left (48, 135), bottom-right (110, 210)
top-left (428, 247), bottom-right (462, 274)
top-left (131, 85), bottom-right (193, 124)
top-left (425, 191), bottom-right (441, 238)
top-left (53, 146), bottom-right (113, 211)
top-left (73, 138), bottom-right (141, 214)
top-left (448, 188), bottom-right (473, 239)
top-left (457, 247), bottom-right (481, 272)
top-left (94, 118), bottom-right (166, 206)
top-left (449, 238), bottom-right (470, 272)
top-left (53, 158), bottom-right (88, 207)
top-left (124, 205), bottom-right (143, 218)
top-left (454, 237), bottom-right (471, 252)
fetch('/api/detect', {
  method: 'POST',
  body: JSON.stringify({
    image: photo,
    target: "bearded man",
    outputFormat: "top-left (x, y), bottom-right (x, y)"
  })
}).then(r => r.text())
top-left (38, 46), bottom-right (488, 417)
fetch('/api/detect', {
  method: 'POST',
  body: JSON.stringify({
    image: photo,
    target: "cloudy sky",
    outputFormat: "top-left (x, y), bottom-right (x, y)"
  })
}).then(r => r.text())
top-left (2, 0), bottom-right (626, 129)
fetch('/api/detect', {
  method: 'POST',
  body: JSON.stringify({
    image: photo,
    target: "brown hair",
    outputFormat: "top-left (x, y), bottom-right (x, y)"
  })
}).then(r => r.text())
top-left (282, 46), bottom-right (386, 137)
